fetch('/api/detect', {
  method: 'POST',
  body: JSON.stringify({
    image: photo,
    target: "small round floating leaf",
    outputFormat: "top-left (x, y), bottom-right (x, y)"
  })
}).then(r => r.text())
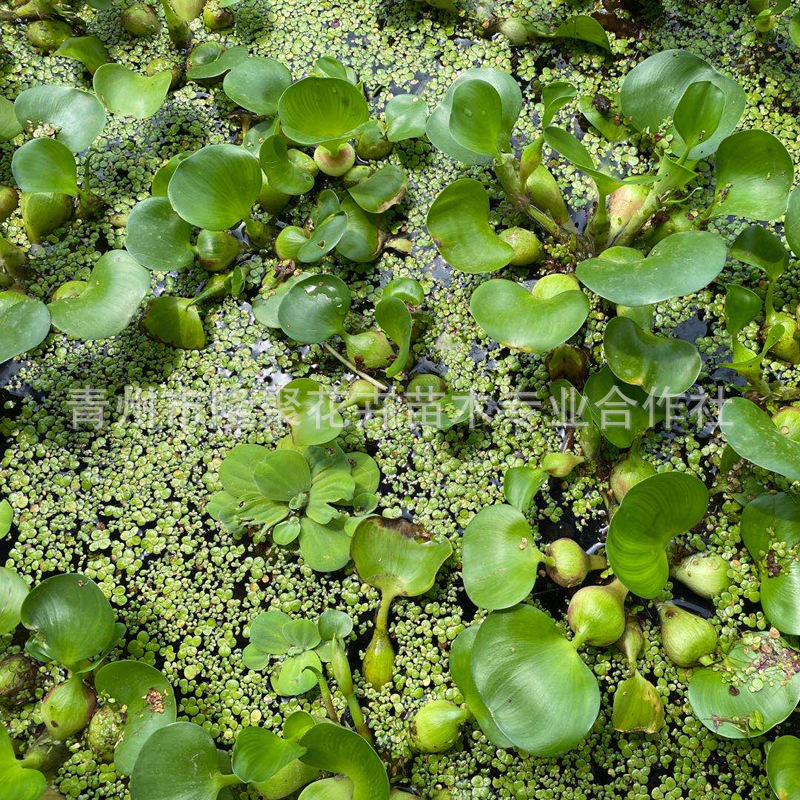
top-left (277, 274), bottom-right (350, 344)
top-left (426, 179), bottom-right (513, 273)
top-left (232, 727), bottom-right (305, 785)
top-left (279, 378), bottom-right (344, 446)
top-left (606, 472), bottom-right (709, 598)
top-left (93, 64), bottom-right (171, 119)
top-left (462, 504), bottom-right (543, 609)
top-left (14, 85), bottom-right (106, 152)
top-left (299, 722), bottom-right (390, 800)
top-left (279, 77), bottom-right (370, 146)
top-left (688, 631), bottom-right (800, 738)
top-left (12, 138), bottom-right (78, 196)
top-left (0, 727), bottom-right (47, 800)
top-left (259, 135), bottom-right (314, 195)
top-left (471, 605), bottom-right (600, 756)
top-left (299, 517), bottom-right (352, 572)
top-left (143, 296), bottom-right (206, 350)
top-left (767, 735), bottom-right (800, 800)
top-left (223, 57), bottom-right (292, 115)
top-left (54, 36), bottom-right (110, 74)
top-left (375, 296), bottom-right (411, 378)
top-left (126, 197), bottom-right (195, 272)
top-left (20, 573), bottom-right (118, 668)
top-left (186, 45), bottom-right (249, 80)
top-left (318, 609), bottom-right (353, 641)
top-left (0, 293), bottom-right (51, 363)
top-left (719, 398), bottom-right (800, 481)
top-left (604, 316), bottom-right (702, 397)
top-left (168, 144), bottom-right (262, 230)
top-left (576, 230), bottom-right (727, 306)
top-left (95, 661), bottom-right (177, 774)
top-left (0, 567), bottom-right (28, 635)
top-left (48, 251), bottom-right (150, 340)
top-left (348, 165), bottom-right (407, 213)
top-left (470, 275), bottom-right (589, 353)
top-left (385, 94), bottom-right (428, 142)
top-left (219, 443), bottom-right (269, 496)
top-left (711, 130), bottom-right (794, 221)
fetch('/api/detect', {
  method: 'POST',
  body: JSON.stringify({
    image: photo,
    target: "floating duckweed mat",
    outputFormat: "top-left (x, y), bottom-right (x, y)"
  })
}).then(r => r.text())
top-left (1, 0), bottom-right (800, 798)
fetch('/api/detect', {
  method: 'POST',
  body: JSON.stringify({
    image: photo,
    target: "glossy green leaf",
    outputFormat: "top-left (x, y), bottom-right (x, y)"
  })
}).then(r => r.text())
top-left (318, 609), bottom-right (353, 640)
top-left (93, 64), bottom-right (171, 119)
top-left (542, 81), bottom-right (576, 127)
top-left (503, 466), bottom-right (548, 512)
top-left (223, 58), bottom-right (292, 116)
top-left (577, 94), bottom-right (628, 143)
top-left (299, 777), bottom-right (353, 800)
top-left (673, 80), bottom-right (725, 153)
top-left (272, 650), bottom-right (321, 695)
top-left (54, 36), bottom-right (110, 74)
top-left (310, 55), bottom-right (357, 83)
top-left (0, 727), bottom-right (47, 800)
top-left (143, 296), bottom-right (206, 350)
top-left (612, 671), bottom-right (665, 734)
top-left (298, 213), bottom-right (348, 263)
top-left (576, 231), bottom-right (727, 305)
top-left (385, 94), bottom-right (428, 142)
top-left (606, 472), bottom-right (709, 598)
top-left (0, 567), bottom-right (28, 635)
top-left (786, 185), bottom-right (800, 259)
top-left (545, 14), bottom-right (611, 52)
top-left (0, 96), bottom-right (23, 141)
top-left (470, 274), bottom-right (589, 353)
top-left (168, 144), bottom-right (262, 230)
top-left (279, 378), bottom-right (344, 446)
top-left (604, 316), bottom-right (702, 397)
top-left (0, 293), bottom-right (51, 363)
top-left (720, 398), bottom-right (800, 481)
top-left (348, 165), bottom-right (407, 213)
top-left (185, 45), bottom-right (249, 80)
top-left (252, 273), bottom-right (308, 328)
top-left (449, 79), bottom-right (505, 158)
top-left (470, 605), bottom-right (600, 755)
top-left (0, 500), bottom-right (10, 536)
top-left (375, 296), bottom-right (411, 378)
top-left (48, 251), bottom-right (150, 340)
top-left (232, 727), bottom-right (304, 784)
top-left (151, 153), bottom-right (192, 197)
top-left (12, 138), bottom-right (77, 196)
top-left (125, 197), bottom-right (195, 272)
top-left (259, 135), bottom-right (314, 195)
top-left (730, 224), bottom-right (788, 282)
top-left (724, 284), bottom-right (761, 336)
top-left (337, 197), bottom-right (382, 263)
top-left (767, 735), bottom-right (800, 800)
top-left (14, 85), bottom-right (106, 152)
top-left (278, 274), bottom-right (350, 344)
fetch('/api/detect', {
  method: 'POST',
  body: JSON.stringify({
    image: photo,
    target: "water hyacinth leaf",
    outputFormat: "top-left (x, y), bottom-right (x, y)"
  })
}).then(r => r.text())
top-left (548, 14), bottom-right (611, 52)
top-left (298, 213), bottom-right (348, 263)
top-left (0, 727), bottom-right (47, 800)
top-left (318, 609), bottom-right (354, 640)
top-left (688, 631), bottom-right (800, 738)
top-left (279, 378), bottom-right (343, 446)
top-left (94, 661), bottom-right (177, 774)
top-left (12, 138), bottom-right (78, 196)
top-left (711, 130), bottom-right (794, 221)
top-left (604, 316), bottom-right (702, 397)
top-left (449, 79), bottom-right (505, 158)
top-left (310, 55), bottom-right (357, 82)
top-left (277, 274), bottom-right (351, 344)
top-left (243, 118), bottom-right (281, 157)
top-left (503, 466), bottom-right (548, 513)
top-left (786, 185), bottom-right (800, 259)
top-left (20, 573), bottom-right (118, 668)
top-left (470, 274), bottom-right (589, 353)
top-left (54, 36), bottom-right (110, 74)
top-left (606, 472), bottom-right (709, 598)
top-left (223, 58), bottom-right (292, 116)
top-left (252, 273), bottom-right (308, 329)
top-left (673, 80), bottom-right (725, 154)
top-left (299, 722), bottom-right (390, 800)
top-left (14, 85), bottom-right (106, 152)
top-left (724, 284), bottom-right (761, 335)
top-left (231, 727), bottom-right (304, 784)
top-left (259, 135), bottom-right (314, 195)
top-left (741, 493), bottom-right (800, 634)
top-left (186, 45), bottom-right (249, 80)
top-left (299, 777), bottom-right (353, 800)
top-left (427, 179), bottom-right (513, 273)
top-left (129, 722), bottom-right (231, 800)
top-left (0, 567), bottom-right (28, 635)
top-left (730, 224), bottom-right (788, 282)
top-left (151, 153), bottom-right (192, 197)
top-left (719, 398), bottom-right (800, 481)
top-left (93, 64), bottom-right (171, 119)
top-left (168, 144), bottom-right (262, 230)
top-left (462, 504), bottom-right (544, 609)
top-left (576, 231), bottom-right (727, 306)
top-left (470, 605), bottom-right (600, 755)
top-left (48, 251), bottom-right (150, 340)
top-left (126, 197), bottom-right (195, 271)
top-left (426, 68), bottom-right (522, 164)
top-left (348, 165), bottom-right (407, 213)
top-left (385, 94), bottom-right (428, 142)
top-left (612, 671), bottom-right (665, 734)
top-left (767, 735), bottom-right (800, 800)
top-left (0, 293), bottom-right (51, 363)
top-left (620, 49), bottom-right (746, 159)
top-left (577, 94), bottom-right (628, 143)
top-left (143, 297), bottom-right (206, 350)
top-left (278, 77), bottom-right (370, 146)
top-left (542, 81), bottom-right (577, 127)
top-left (0, 96), bottom-right (23, 141)
top-left (375, 296), bottom-right (411, 378)
top-left (337, 197), bottom-right (382, 263)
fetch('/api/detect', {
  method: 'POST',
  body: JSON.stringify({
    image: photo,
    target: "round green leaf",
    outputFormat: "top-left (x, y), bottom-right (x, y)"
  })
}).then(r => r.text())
top-left (20, 573), bottom-right (118, 669)
top-left (223, 58), bottom-right (292, 116)
top-left (279, 378), bottom-right (344, 446)
top-left (767, 735), bottom-right (800, 800)
top-left (462, 504), bottom-right (543, 610)
top-left (730, 224), bottom-right (788, 282)
top-left (125, 197), bottom-right (195, 272)
top-left (470, 605), bottom-right (600, 756)
top-left (348, 165), bottom-right (407, 214)
top-left (724, 283), bottom-right (761, 336)
top-left (299, 517), bottom-right (352, 572)
top-left (385, 94), bottom-right (428, 142)
top-left (0, 567), bottom-right (28, 635)
top-left (252, 273), bottom-right (309, 328)
top-left (48, 250), bottom-right (150, 340)
top-left (606, 472), bottom-right (709, 598)
top-left (272, 651), bottom-right (321, 696)
top-left (12, 138), bottom-right (78, 196)
top-left (14, 85), bottom-right (106, 152)
top-left (249, 609), bottom-right (291, 656)
top-left (299, 777), bottom-right (353, 800)
top-left (720, 398), bottom-right (800, 482)
top-left (426, 179), bottom-right (513, 273)
top-left (470, 275), bottom-right (589, 353)
top-left (93, 64), bottom-right (171, 119)
top-left (151, 153), bottom-right (192, 197)
top-left (576, 231), bottom-right (727, 306)
top-left (277, 274), bottom-right (350, 344)
top-left (232, 727), bottom-right (305, 784)
top-left (95, 661), bottom-right (177, 774)
top-left (253, 450), bottom-right (311, 502)
top-left (219, 443), bottom-right (270, 496)
top-left (278, 77), bottom-right (370, 146)
top-left (143, 296), bottom-right (206, 350)
top-left (185, 45), bottom-right (249, 80)
top-left (0, 727), bottom-right (47, 800)
top-left (0, 292), bottom-right (51, 363)
top-left (317, 609), bottom-right (353, 640)
top-left (604, 316), bottom-right (702, 397)
top-left (168, 144), bottom-right (262, 230)
top-left (54, 35), bottom-right (110, 75)
top-left (259, 135), bottom-right (314, 195)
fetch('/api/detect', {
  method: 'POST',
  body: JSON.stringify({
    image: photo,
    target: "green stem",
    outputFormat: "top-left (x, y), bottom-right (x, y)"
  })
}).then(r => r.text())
top-left (316, 672), bottom-right (339, 724)
top-left (345, 693), bottom-right (373, 743)
top-left (323, 342), bottom-right (388, 392)
top-left (586, 186), bottom-right (609, 249)
top-left (376, 591), bottom-right (393, 635)
top-left (216, 773), bottom-right (243, 789)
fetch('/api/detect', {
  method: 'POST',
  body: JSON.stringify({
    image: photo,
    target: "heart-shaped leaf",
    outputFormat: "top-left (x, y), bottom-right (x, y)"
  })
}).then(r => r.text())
top-left (259, 135), bottom-right (314, 195)
top-left (93, 64), bottom-right (171, 119)
top-left (125, 197), bottom-right (195, 271)
top-left (185, 45), bottom-right (249, 80)
top-left (729, 224), bottom-right (788, 282)
top-left (231, 727), bottom-right (304, 784)
top-left (606, 472), bottom-right (709, 598)
top-left (576, 231), bottom-right (727, 306)
top-left (14, 85), bottom-right (106, 152)
top-left (277, 274), bottom-right (351, 344)
top-left (426, 179), bottom-right (513, 273)
top-left (719, 398), bottom-right (800, 482)
top-left (0, 567), bottom-right (28, 635)
top-left (604, 316), bottom-right (702, 397)
top-left (348, 165), bottom-right (407, 213)
top-left (0, 293), bottom-right (51, 363)
top-left (168, 144), bottom-right (262, 230)
top-left (385, 94), bottom-right (428, 142)
top-left (767, 735), bottom-right (800, 800)
top-left (222, 57), bottom-right (292, 116)
top-left (470, 274), bottom-right (589, 353)
top-left (12, 138), bottom-right (78, 195)
top-left (503, 466), bottom-right (548, 512)
top-left (54, 35), bottom-right (110, 74)
top-left (279, 378), bottom-right (343, 445)
top-left (449, 79), bottom-right (505, 159)
top-left (143, 296), bottom-right (206, 350)
top-left (375, 296), bottom-right (411, 378)
top-left (0, 727), bottom-right (46, 800)
top-left (542, 81), bottom-right (576, 127)
top-left (673, 80), bottom-right (725, 154)
top-left (151, 153), bottom-right (192, 196)
top-left (48, 251), bottom-right (150, 340)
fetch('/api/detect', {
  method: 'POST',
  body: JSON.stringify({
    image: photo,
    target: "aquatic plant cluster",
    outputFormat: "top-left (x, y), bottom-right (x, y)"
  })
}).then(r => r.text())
top-left (2, 0), bottom-right (800, 797)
